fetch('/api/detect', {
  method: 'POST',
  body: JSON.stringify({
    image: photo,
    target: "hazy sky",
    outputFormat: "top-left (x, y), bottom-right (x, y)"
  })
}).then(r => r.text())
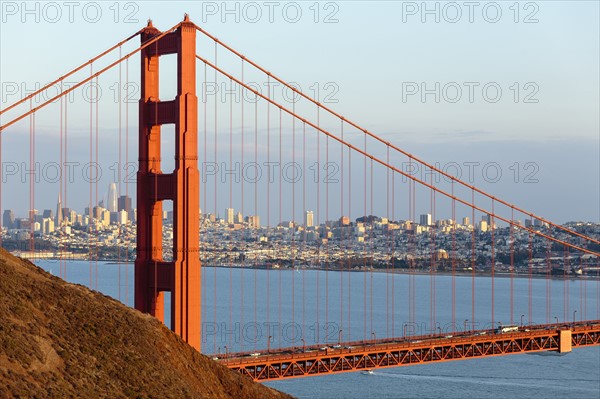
top-left (1, 1), bottom-right (598, 223)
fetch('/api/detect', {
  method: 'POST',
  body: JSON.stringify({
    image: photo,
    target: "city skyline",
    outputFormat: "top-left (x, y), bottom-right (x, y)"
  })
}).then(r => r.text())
top-left (1, 183), bottom-right (551, 236)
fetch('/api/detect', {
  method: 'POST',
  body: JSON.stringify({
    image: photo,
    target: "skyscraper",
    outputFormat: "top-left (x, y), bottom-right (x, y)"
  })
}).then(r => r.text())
top-left (245, 215), bottom-right (260, 228)
top-left (42, 218), bottom-right (55, 234)
top-left (107, 182), bottom-right (118, 212)
top-left (225, 208), bottom-right (234, 224)
top-left (3, 210), bottom-right (14, 229)
top-left (420, 213), bottom-right (432, 226)
top-left (305, 210), bottom-right (314, 227)
top-left (118, 195), bottom-right (132, 213)
top-left (55, 193), bottom-right (63, 226)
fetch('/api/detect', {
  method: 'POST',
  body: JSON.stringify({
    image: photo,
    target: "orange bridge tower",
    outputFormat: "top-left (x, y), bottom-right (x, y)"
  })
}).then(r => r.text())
top-left (135, 16), bottom-right (201, 351)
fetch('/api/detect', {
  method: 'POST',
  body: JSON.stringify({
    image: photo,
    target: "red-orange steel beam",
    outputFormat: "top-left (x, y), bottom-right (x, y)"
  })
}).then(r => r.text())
top-left (194, 25), bottom-right (600, 248)
top-left (195, 53), bottom-right (600, 258)
top-left (0, 23), bottom-right (181, 133)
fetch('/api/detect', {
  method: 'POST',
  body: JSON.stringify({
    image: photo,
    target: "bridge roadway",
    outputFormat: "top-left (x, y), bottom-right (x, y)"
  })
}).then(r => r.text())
top-left (217, 321), bottom-right (600, 381)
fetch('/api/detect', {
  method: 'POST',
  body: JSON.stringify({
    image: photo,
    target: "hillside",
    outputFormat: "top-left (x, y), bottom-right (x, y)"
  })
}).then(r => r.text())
top-left (0, 249), bottom-right (293, 398)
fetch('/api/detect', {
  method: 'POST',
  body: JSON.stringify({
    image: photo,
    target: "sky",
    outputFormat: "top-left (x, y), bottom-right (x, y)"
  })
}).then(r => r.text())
top-left (0, 1), bottom-right (598, 224)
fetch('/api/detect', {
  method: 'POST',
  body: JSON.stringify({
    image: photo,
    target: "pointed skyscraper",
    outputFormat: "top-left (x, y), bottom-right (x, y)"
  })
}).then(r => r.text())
top-left (55, 192), bottom-right (63, 226)
top-left (107, 182), bottom-right (118, 212)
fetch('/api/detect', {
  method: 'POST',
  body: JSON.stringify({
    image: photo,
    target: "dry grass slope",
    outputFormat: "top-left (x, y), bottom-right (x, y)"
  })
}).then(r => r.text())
top-left (0, 249), bottom-right (293, 399)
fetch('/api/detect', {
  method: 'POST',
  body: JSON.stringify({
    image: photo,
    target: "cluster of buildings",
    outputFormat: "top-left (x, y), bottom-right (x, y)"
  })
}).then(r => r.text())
top-left (196, 208), bottom-right (572, 275)
top-left (1, 185), bottom-right (598, 277)
top-left (222, 208), bottom-right (261, 229)
top-left (2, 183), bottom-right (134, 238)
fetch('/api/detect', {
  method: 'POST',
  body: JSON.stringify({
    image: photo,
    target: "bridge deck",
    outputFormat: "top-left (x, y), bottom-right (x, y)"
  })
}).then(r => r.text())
top-left (218, 321), bottom-right (600, 381)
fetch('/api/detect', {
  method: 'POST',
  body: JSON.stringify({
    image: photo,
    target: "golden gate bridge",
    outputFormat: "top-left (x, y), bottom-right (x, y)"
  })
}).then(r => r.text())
top-left (1, 16), bottom-right (599, 381)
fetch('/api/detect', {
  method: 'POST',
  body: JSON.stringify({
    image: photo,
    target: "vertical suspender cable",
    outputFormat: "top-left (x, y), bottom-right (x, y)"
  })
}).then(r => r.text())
top-left (370, 158), bottom-right (374, 339)
top-left (510, 207), bottom-right (514, 325)
top-left (228, 76), bottom-right (233, 352)
top-left (64, 84), bottom-right (69, 269)
top-left (451, 180), bottom-right (456, 332)
top-left (409, 159), bottom-right (416, 327)
top-left (363, 135), bottom-right (367, 340)
top-left (240, 58), bottom-right (245, 353)
top-left (291, 96), bottom-right (296, 342)
top-left (325, 125), bottom-right (329, 342)
top-left (408, 158), bottom-right (413, 327)
top-left (254, 95), bottom-right (258, 352)
top-left (580, 257), bottom-right (584, 320)
top-left (64, 77), bottom-right (68, 270)
top-left (58, 84), bottom-right (63, 277)
top-left (89, 64), bottom-right (94, 289)
top-left (528, 229), bottom-right (533, 325)
top-left (278, 107), bottom-right (282, 349)
top-left (339, 120), bottom-right (344, 340)
top-left (348, 145), bottom-right (351, 340)
top-left (302, 121), bottom-right (306, 346)
top-left (392, 167), bottom-right (396, 337)
top-left (430, 175), bottom-right (436, 333)
top-left (386, 146), bottom-right (390, 338)
top-left (95, 75), bottom-right (99, 290)
top-left (316, 106), bottom-right (320, 343)
top-left (564, 245), bottom-right (569, 322)
top-left (491, 200), bottom-right (495, 330)
top-left (546, 233), bottom-right (551, 323)
top-left (471, 189), bottom-right (475, 331)
top-left (410, 172), bottom-right (417, 324)
top-left (213, 43), bottom-right (218, 354)
top-left (29, 99), bottom-right (34, 258)
top-left (411, 167), bottom-right (416, 326)
top-left (266, 77), bottom-right (271, 344)
top-left (118, 46), bottom-right (122, 302)
top-left (125, 58), bottom-right (129, 304)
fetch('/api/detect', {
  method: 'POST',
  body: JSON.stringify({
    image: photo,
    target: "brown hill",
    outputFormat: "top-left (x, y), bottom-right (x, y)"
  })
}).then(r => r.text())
top-left (0, 249), bottom-right (293, 399)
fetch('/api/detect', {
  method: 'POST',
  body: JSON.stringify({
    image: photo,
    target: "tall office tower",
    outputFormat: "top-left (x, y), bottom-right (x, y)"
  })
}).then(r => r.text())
top-left (118, 210), bottom-right (128, 225)
top-left (42, 218), bottom-right (55, 234)
top-left (225, 207), bottom-right (234, 224)
top-left (479, 220), bottom-right (489, 232)
top-left (107, 182), bottom-right (118, 212)
top-left (420, 213), bottom-right (432, 226)
top-left (246, 215), bottom-right (260, 228)
top-left (462, 217), bottom-right (470, 226)
top-left (305, 210), bottom-right (314, 227)
top-left (2, 210), bottom-right (14, 229)
top-left (55, 193), bottom-right (63, 226)
top-left (118, 195), bottom-right (132, 213)
top-left (235, 212), bottom-right (243, 224)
